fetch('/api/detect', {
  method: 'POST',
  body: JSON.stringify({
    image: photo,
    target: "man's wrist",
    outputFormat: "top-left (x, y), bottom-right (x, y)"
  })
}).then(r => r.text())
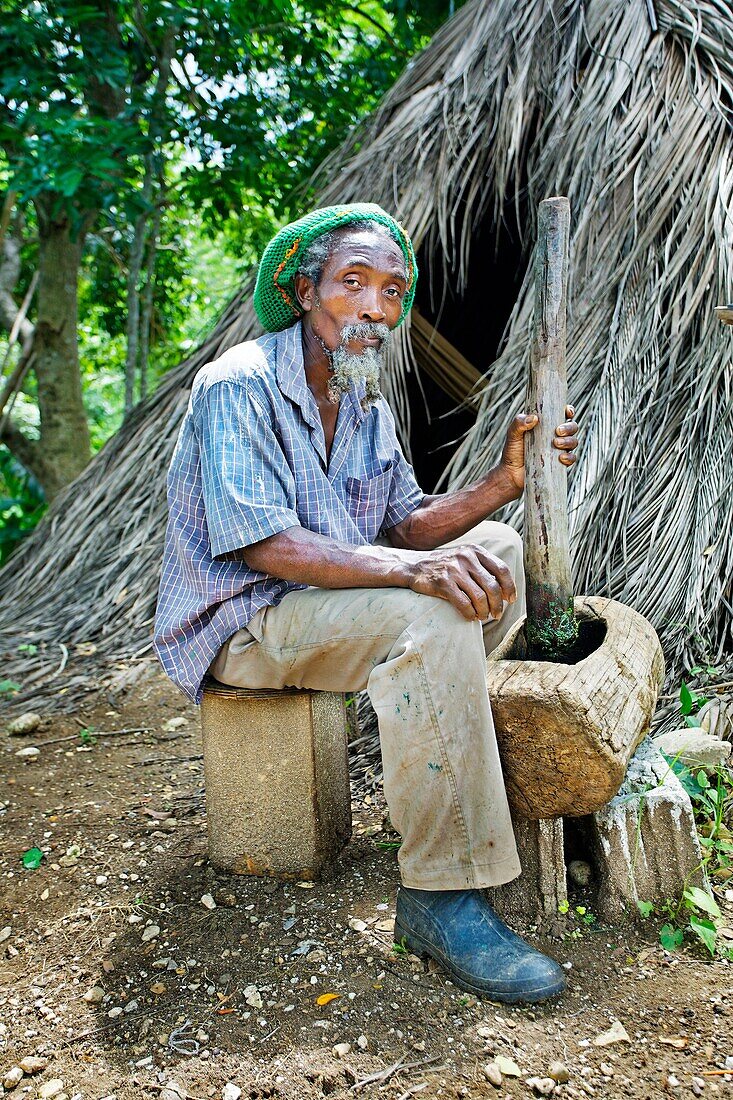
top-left (490, 463), bottom-right (524, 503)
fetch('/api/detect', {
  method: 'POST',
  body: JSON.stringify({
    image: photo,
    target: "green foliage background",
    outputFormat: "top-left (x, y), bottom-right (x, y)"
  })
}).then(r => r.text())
top-left (0, 0), bottom-right (463, 561)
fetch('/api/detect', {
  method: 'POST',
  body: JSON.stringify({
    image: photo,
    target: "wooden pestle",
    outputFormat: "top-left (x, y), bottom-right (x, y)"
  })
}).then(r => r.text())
top-left (523, 197), bottom-right (578, 658)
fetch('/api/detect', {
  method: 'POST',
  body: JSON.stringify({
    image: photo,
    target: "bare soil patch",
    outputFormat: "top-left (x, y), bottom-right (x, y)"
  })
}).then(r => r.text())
top-left (1, 665), bottom-right (731, 1100)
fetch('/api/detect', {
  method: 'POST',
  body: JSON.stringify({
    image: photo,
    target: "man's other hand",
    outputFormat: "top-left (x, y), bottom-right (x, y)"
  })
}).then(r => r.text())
top-left (405, 545), bottom-right (517, 622)
top-left (499, 405), bottom-right (578, 493)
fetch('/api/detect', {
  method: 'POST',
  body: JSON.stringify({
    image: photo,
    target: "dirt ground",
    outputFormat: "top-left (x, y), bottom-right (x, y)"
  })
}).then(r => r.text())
top-left (1, 663), bottom-right (731, 1100)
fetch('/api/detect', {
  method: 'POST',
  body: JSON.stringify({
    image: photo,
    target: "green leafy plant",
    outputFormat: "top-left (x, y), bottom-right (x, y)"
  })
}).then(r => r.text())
top-left (78, 727), bottom-right (96, 746)
top-left (16, 642), bottom-right (38, 655)
top-left (679, 681), bottom-right (709, 727)
top-left (0, 679), bottom-right (21, 696)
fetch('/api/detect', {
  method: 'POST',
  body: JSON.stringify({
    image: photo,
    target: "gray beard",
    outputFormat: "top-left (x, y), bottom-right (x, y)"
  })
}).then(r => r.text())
top-left (326, 322), bottom-right (392, 409)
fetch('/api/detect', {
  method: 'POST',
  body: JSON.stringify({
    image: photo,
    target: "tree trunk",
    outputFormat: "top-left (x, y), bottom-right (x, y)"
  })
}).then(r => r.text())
top-left (32, 206), bottom-right (92, 497)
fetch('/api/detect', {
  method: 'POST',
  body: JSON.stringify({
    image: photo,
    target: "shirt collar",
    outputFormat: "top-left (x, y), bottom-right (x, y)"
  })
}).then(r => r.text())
top-left (275, 322), bottom-right (368, 425)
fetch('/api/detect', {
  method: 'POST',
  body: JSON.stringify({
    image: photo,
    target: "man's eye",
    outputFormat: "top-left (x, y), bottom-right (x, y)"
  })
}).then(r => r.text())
top-left (344, 277), bottom-right (361, 288)
top-left (385, 287), bottom-right (402, 298)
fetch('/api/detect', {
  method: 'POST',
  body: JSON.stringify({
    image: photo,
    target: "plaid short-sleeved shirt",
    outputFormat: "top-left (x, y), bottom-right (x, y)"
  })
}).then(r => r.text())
top-left (154, 322), bottom-right (424, 702)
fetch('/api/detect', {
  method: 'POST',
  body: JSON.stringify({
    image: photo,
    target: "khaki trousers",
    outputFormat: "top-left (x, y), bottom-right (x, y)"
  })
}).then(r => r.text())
top-left (210, 521), bottom-right (523, 891)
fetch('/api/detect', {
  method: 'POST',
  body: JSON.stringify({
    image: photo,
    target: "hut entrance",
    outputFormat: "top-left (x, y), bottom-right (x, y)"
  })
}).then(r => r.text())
top-left (407, 204), bottom-right (528, 491)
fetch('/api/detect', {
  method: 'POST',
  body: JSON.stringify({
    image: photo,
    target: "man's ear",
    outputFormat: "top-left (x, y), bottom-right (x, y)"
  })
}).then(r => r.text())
top-left (294, 273), bottom-right (316, 313)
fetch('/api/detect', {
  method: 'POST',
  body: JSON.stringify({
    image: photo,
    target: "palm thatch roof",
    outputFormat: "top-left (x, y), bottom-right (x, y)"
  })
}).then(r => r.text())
top-left (1, 0), bottom-right (732, 711)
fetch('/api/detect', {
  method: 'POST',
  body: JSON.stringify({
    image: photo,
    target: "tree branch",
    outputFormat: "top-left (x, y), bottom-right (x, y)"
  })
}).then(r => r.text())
top-left (0, 417), bottom-right (45, 485)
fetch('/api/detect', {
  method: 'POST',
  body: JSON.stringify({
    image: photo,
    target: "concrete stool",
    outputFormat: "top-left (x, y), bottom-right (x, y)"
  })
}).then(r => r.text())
top-left (200, 679), bottom-right (352, 879)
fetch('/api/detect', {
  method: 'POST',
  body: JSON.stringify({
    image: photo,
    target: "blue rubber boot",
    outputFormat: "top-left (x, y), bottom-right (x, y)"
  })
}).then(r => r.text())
top-left (395, 887), bottom-right (566, 1003)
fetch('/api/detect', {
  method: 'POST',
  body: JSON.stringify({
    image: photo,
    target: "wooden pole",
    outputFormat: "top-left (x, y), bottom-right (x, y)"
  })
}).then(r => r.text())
top-left (523, 197), bottom-right (578, 659)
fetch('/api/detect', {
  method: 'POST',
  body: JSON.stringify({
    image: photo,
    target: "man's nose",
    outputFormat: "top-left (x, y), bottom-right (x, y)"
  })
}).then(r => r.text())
top-left (359, 292), bottom-right (386, 323)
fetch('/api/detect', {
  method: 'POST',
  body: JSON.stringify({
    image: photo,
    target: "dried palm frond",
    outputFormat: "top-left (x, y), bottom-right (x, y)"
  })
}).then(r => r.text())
top-left (1, 0), bottom-right (732, 718)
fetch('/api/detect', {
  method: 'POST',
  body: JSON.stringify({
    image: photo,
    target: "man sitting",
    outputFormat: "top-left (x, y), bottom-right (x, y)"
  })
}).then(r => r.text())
top-left (154, 203), bottom-right (579, 1003)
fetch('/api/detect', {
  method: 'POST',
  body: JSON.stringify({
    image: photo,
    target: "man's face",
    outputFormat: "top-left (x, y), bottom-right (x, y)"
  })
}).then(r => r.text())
top-left (296, 227), bottom-right (408, 403)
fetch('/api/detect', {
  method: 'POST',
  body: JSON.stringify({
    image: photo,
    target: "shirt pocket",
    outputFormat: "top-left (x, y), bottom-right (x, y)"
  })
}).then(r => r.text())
top-left (345, 465), bottom-right (393, 542)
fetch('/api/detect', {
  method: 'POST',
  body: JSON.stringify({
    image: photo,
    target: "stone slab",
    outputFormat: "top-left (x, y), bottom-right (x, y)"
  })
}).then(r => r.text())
top-left (586, 738), bottom-right (705, 922)
top-left (201, 682), bottom-right (351, 879)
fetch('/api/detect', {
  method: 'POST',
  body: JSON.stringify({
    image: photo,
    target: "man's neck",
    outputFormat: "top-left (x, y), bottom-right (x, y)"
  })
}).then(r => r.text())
top-left (301, 324), bottom-right (334, 403)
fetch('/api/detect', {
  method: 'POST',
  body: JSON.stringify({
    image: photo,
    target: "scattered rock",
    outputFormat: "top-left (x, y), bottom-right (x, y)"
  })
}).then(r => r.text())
top-left (243, 985), bottom-right (263, 1009)
top-left (222, 1085), bottom-right (241, 1100)
top-left (83, 985), bottom-right (105, 1004)
top-left (141, 925), bottom-right (160, 942)
top-left (691, 1076), bottom-right (705, 1096)
top-left (15, 746), bottom-right (40, 759)
top-left (200, 893), bottom-right (216, 910)
top-left (3, 1067), bottom-right (24, 1090)
top-left (494, 1055), bottom-right (521, 1078)
top-left (107, 1007), bottom-right (123, 1018)
top-left (8, 713), bottom-right (42, 736)
top-left (654, 728), bottom-right (731, 772)
top-left (593, 1019), bottom-right (631, 1046)
top-left (38, 1080), bottom-right (65, 1100)
top-left (95, 875), bottom-right (108, 885)
top-left (664, 1073), bottom-right (680, 1090)
top-left (0, 926), bottom-right (11, 944)
top-left (599, 1062), bottom-right (614, 1076)
top-left (357, 1035), bottom-right (368, 1051)
top-left (568, 860), bottom-right (592, 886)
top-left (527, 1078), bottom-right (556, 1097)
top-left (348, 918), bottom-right (367, 932)
top-left (18, 1057), bottom-right (46, 1076)
top-left (163, 717), bottom-right (189, 732)
top-left (160, 1082), bottom-right (186, 1100)
top-left (482, 1062), bottom-right (502, 1088)
top-left (332, 1043), bottom-right (351, 1059)
top-left (548, 1062), bottom-right (570, 1084)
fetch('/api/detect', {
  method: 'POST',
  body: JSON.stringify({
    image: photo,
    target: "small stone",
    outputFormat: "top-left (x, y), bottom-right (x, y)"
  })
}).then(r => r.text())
top-left (200, 894), bottom-right (216, 910)
top-left (692, 1076), bottom-right (706, 1095)
top-left (83, 985), bottom-right (105, 1004)
top-left (653, 728), bottom-right (731, 772)
top-left (15, 746), bottom-right (40, 759)
top-left (38, 1080), bottom-right (65, 1100)
top-left (3, 1068), bottom-right (24, 1090)
top-left (495, 1055), bottom-right (521, 1078)
top-left (107, 1007), bottom-right (123, 1018)
top-left (332, 1043), bottom-right (351, 1059)
top-left (18, 1057), bottom-right (46, 1076)
top-left (600, 1062), bottom-right (614, 1077)
top-left (222, 1085), bottom-right (241, 1100)
top-left (8, 713), bottom-right (42, 736)
top-left (665, 1073), bottom-right (680, 1090)
top-left (0, 926), bottom-right (12, 943)
top-left (348, 918), bottom-right (367, 932)
top-left (548, 1062), bottom-right (570, 1084)
top-left (163, 717), bottom-right (188, 732)
top-left (243, 985), bottom-right (263, 1009)
top-left (357, 1035), bottom-right (368, 1051)
top-left (527, 1078), bottom-right (556, 1097)
top-left (568, 860), bottom-right (592, 886)
top-left (482, 1063), bottom-right (502, 1087)
top-left (160, 1082), bottom-right (185, 1100)
top-left (593, 1019), bottom-right (631, 1046)
top-left (141, 925), bottom-right (160, 942)
top-left (125, 999), bottom-right (139, 1012)
top-left (95, 875), bottom-right (108, 885)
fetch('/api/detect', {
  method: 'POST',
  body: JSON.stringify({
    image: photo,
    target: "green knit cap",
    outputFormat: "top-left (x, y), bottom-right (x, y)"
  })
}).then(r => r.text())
top-left (253, 202), bottom-right (417, 333)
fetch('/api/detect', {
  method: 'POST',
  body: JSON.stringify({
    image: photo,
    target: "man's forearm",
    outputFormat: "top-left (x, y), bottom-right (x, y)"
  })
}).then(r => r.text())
top-left (240, 525), bottom-right (413, 590)
top-left (388, 466), bottom-right (520, 551)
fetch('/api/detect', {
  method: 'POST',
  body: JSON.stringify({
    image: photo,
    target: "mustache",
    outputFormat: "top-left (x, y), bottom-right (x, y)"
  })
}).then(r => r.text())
top-left (339, 322), bottom-right (392, 349)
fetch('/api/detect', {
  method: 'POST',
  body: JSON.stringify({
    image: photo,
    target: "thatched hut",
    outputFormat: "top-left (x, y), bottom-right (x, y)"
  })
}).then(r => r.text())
top-left (1, 0), bottom-right (732, 706)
